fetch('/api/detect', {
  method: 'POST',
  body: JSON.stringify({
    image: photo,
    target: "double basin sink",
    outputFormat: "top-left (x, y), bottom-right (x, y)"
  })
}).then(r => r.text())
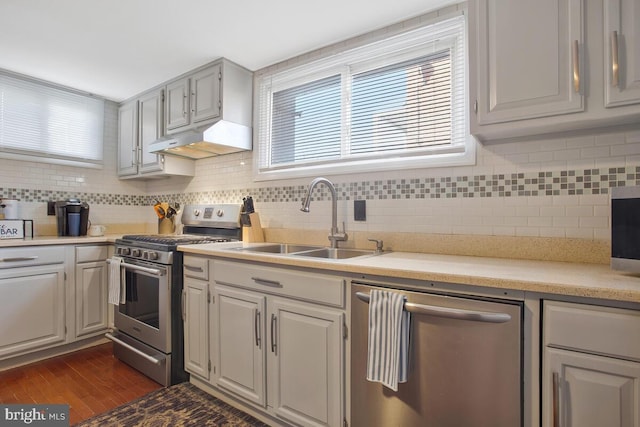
top-left (233, 243), bottom-right (380, 260)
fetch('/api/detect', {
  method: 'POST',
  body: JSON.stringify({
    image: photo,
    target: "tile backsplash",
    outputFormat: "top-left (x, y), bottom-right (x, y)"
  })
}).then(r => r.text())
top-left (1, 124), bottom-right (639, 241)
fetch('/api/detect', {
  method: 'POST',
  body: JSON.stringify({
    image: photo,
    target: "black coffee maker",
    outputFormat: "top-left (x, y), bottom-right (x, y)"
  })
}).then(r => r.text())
top-left (56, 199), bottom-right (90, 236)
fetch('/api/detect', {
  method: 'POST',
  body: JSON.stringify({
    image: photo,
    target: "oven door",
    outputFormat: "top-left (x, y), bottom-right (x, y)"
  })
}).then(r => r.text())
top-left (113, 258), bottom-right (172, 353)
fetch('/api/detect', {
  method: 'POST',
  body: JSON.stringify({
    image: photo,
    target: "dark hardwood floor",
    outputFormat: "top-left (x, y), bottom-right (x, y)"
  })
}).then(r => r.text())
top-left (0, 342), bottom-right (163, 425)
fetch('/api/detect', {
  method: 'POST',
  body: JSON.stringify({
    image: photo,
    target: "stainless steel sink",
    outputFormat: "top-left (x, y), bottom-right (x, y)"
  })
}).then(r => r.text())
top-left (232, 244), bottom-right (380, 260)
top-left (235, 244), bottom-right (323, 254)
top-left (292, 248), bottom-right (377, 259)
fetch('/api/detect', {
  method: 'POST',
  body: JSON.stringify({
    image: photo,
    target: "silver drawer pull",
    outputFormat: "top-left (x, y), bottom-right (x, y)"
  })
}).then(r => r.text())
top-left (105, 333), bottom-right (164, 365)
top-left (251, 277), bottom-right (282, 287)
top-left (184, 265), bottom-right (204, 272)
top-left (0, 256), bottom-right (38, 262)
top-left (355, 291), bottom-right (511, 323)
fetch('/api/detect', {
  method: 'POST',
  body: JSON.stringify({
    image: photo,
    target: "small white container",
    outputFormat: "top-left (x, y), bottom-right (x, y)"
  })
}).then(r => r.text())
top-left (1, 199), bottom-right (19, 219)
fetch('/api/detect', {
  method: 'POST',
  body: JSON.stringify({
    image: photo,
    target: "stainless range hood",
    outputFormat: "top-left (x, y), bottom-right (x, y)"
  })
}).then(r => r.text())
top-left (149, 120), bottom-right (252, 159)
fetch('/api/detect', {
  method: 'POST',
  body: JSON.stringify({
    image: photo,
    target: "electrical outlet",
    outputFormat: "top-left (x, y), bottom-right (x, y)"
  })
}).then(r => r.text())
top-left (354, 200), bottom-right (366, 221)
top-left (47, 201), bottom-right (56, 216)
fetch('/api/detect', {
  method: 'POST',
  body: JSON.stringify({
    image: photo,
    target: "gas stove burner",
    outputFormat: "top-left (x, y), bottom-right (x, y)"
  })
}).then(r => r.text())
top-left (121, 234), bottom-right (233, 245)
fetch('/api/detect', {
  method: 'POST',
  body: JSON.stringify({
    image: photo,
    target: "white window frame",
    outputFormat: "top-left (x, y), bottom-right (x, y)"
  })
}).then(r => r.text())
top-left (255, 11), bottom-right (474, 181)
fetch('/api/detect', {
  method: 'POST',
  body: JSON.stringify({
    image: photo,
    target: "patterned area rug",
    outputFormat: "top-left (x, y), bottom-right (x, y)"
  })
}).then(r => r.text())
top-left (74, 382), bottom-right (270, 426)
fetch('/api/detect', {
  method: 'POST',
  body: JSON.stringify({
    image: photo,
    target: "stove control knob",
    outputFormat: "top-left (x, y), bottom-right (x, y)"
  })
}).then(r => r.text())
top-left (144, 251), bottom-right (159, 261)
top-left (216, 209), bottom-right (224, 217)
top-left (118, 247), bottom-right (130, 256)
top-left (131, 249), bottom-right (141, 257)
top-left (193, 209), bottom-right (201, 217)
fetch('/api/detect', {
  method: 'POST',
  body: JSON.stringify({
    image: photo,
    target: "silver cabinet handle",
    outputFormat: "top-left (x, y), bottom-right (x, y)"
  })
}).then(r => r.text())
top-left (184, 265), bottom-right (203, 272)
top-left (254, 309), bottom-right (261, 348)
top-left (572, 40), bottom-right (580, 93)
top-left (0, 256), bottom-right (38, 262)
top-left (355, 291), bottom-right (511, 323)
top-left (251, 277), bottom-right (282, 288)
top-left (270, 314), bottom-right (277, 354)
top-left (552, 372), bottom-right (560, 427)
top-left (181, 290), bottom-right (186, 322)
top-left (611, 30), bottom-right (619, 87)
top-left (105, 333), bottom-right (163, 365)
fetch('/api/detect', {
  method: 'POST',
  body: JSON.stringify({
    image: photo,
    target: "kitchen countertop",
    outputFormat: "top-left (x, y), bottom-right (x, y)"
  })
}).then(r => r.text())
top-left (0, 234), bottom-right (120, 247)
top-left (178, 242), bottom-right (640, 304)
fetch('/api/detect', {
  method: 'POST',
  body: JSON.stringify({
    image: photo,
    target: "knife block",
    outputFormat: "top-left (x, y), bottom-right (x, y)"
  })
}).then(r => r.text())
top-left (242, 212), bottom-right (264, 243)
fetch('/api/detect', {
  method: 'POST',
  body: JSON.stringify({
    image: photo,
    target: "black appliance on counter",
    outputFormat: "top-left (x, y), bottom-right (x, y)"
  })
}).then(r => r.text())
top-left (108, 203), bottom-right (243, 386)
top-left (55, 199), bottom-right (90, 236)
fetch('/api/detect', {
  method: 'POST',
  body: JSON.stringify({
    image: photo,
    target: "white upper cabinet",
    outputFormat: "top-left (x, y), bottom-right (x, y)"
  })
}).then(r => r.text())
top-left (469, 0), bottom-right (640, 141)
top-left (138, 89), bottom-right (165, 174)
top-left (118, 87), bottom-right (195, 179)
top-left (190, 64), bottom-right (222, 125)
top-left (604, 0), bottom-right (640, 107)
top-left (165, 78), bottom-right (190, 132)
top-left (472, 0), bottom-right (584, 125)
top-left (117, 100), bottom-right (139, 177)
top-left (165, 63), bottom-right (222, 135)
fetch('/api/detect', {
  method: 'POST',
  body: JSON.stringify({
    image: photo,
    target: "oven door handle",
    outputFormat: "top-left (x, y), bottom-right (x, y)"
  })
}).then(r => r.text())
top-left (108, 259), bottom-right (166, 276)
top-left (105, 333), bottom-right (163, 365)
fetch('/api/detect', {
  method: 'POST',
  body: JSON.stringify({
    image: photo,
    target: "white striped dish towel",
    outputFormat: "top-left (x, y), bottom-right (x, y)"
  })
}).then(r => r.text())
top-left (366, 289), bottom-right (411, 391)
top-left (108, 256), bottom-right (125, 305)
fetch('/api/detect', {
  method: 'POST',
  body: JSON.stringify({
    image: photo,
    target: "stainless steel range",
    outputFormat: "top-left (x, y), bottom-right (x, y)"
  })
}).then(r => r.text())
top-left (106, 204), bottom-right (242, 386)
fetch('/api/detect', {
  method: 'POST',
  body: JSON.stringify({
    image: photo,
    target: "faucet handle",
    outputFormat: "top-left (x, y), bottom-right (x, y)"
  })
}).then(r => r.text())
top-left (368, 238), bottom-right (384, 253)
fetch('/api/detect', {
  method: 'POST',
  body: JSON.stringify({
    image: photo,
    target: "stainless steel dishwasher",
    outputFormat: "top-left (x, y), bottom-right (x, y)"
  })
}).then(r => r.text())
top-left (351, 282), bottom-right (523, 427)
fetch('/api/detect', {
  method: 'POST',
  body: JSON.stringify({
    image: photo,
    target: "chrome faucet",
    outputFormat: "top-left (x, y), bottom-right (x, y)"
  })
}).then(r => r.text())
top-left (300, 177), bottom-right (348, 248)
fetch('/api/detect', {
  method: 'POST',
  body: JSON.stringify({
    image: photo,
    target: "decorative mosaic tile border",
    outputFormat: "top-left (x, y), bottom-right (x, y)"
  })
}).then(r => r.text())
top-left (3, 166), bottom-right (639, 206)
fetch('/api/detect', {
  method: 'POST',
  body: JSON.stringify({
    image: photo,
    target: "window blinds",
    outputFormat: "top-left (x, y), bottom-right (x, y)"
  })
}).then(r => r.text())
top-left (257, 13), bottom-right (469, 177)
top-left (0, 73), bottom-right (104, 167)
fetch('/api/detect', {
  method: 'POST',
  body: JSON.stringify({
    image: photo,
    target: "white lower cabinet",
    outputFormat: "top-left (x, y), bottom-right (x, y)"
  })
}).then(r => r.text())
top-left (213, 285), bottom-right (266, 405)
top-left (75, 246), bottom-right (109, 338)
top-left (183, 255), bottom-right (212, 380)
top-left (0, 244), bottom-right (111, 362)
top-left (543, 300), bottom-right (640, 427)
top-left (0, 264), bottom-right (66, 358)
top-left (184, 258), bottom-right (346, 427)
top-left (267, 297), bottom-right (343, 427)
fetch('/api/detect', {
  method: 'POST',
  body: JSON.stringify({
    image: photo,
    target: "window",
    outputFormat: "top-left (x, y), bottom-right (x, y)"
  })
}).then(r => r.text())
top-left (256, 13), bottom-right (473, 180)
top-left (0, 72), bottom-right (104, 168)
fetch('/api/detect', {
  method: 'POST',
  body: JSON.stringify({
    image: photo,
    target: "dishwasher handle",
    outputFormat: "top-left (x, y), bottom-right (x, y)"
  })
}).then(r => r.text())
top-left (355, 291), bottom-right (511, 323)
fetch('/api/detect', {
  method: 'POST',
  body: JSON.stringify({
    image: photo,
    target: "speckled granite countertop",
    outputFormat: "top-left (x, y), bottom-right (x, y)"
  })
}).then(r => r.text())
top-left (178, 242), bottom-right (640, 304)
top-left (0, 235), bottom-right (120, 247)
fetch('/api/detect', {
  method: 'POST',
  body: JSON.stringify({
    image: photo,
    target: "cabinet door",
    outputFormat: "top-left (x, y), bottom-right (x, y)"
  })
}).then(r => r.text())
top-left (604, 0), bottom-right (640, 107)
top-left (0, 265), bottom-right (66, 358)
top-left (268, 298), bottom-right (343, 427)
top-left (183, 277), bottom-right (210, 380)
top-left (117, 100), bottom-right (139, 176)
top-left (75, 261), bottom-right (108, 338)
top-left (544, 347), bottom-right (640, 427)
top-left (190, 64), bottom-right (221, 125)
top-left (471, 0), bottom-right (583, 126)
top-left (165, 78), bottom-right (190, 133)
top-left (138, 89), bottom-right (164, 174)
top-left (212, 285), bottom-right (266, 406)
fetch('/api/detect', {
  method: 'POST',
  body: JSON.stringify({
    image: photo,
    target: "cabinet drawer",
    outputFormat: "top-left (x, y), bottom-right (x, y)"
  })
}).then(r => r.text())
top-left (184, 256), bottom-right (209, 280)
top-left (76, 245), bottom-right (108, 263)
top-left (212, 260), bottom-right (344, 307)
top-left (544, 300), bottom-right (640, 361)
top-left (0, 246), bottom-right (65, 269)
